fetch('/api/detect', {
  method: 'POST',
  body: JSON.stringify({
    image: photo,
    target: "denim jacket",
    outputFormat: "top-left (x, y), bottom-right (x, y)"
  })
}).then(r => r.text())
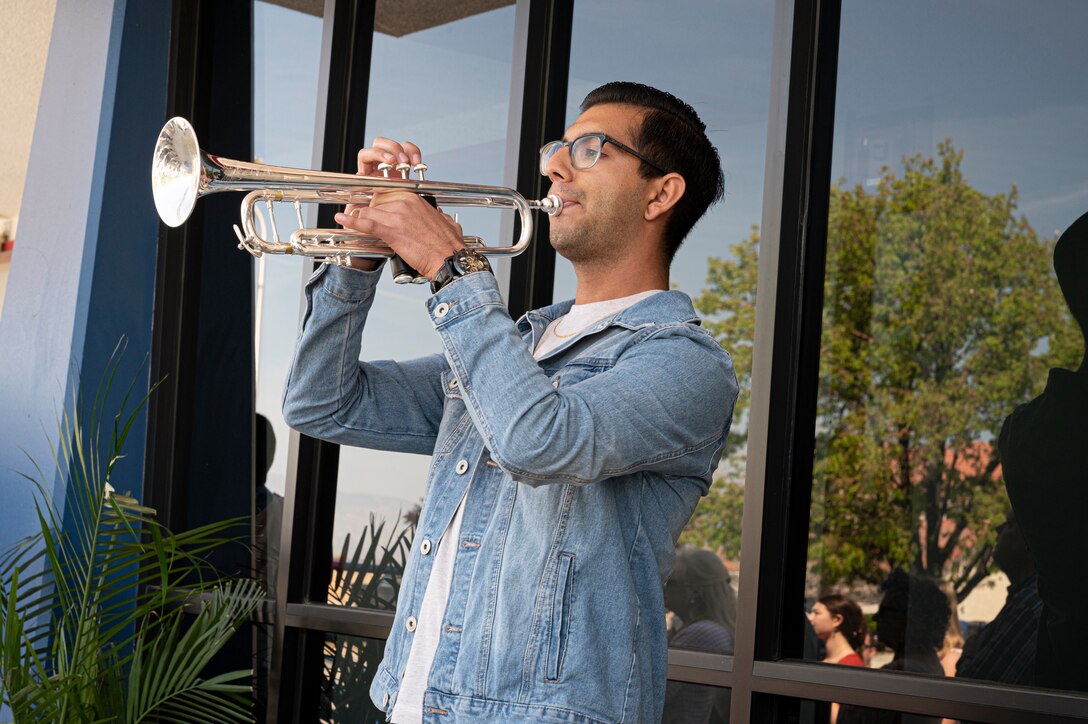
top-left (282, 264), bottom-right (738, 723)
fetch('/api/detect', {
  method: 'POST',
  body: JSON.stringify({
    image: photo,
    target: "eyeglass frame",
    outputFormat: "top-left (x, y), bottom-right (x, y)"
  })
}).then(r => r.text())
top-left (539, 133), bottom-right (670, 177)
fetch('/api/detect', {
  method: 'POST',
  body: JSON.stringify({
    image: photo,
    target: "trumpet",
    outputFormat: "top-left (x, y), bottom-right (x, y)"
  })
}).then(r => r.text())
top-left (151, 117), bottom-right (562, 282)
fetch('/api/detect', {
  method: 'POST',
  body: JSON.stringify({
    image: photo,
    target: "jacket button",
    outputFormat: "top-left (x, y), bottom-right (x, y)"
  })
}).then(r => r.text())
top-left (449, 378), bottom-right (458, 389)
top-left (455, 459), bottom-right (469, 474)
top-left (406, 616), bottom-right (417, 632)
top-left (434, 302), bottom-right (450, 318)
top-left (420, 538), bottom-right (432, 555)
top-left (383, 693), bottom-right (389, 708)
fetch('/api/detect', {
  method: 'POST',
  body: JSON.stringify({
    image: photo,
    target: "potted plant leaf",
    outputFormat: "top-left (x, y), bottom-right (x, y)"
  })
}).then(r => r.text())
top-left (0, 342), bottom-right (262, 722)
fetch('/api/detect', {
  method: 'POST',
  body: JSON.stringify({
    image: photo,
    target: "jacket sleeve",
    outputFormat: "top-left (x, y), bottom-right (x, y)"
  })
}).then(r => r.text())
top-left (281, 264), bottom-right (447, 455)
top-left (426, 272), bottom-right (739, 485)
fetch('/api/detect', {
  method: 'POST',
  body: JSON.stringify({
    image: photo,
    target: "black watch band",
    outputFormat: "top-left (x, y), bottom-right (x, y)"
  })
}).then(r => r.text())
top-left (430, 248), bottom-right (492, 294)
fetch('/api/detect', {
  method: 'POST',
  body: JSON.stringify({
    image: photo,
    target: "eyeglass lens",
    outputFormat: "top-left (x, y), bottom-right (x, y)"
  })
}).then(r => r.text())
top-left (539, 135), bottom-right (604, 176)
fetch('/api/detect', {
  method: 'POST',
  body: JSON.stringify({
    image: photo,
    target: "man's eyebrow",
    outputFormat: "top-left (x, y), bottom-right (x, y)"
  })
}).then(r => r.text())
top-left (562, 130), bottom-right (605, 142)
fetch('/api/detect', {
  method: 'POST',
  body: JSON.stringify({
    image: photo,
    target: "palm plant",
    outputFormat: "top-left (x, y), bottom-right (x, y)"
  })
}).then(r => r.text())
top-left (0, 343), bottom-right (263, 722)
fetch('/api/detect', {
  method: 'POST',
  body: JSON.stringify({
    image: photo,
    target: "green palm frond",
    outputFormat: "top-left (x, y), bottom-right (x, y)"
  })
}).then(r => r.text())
top-left (0, 339), bottom-right (262, 723)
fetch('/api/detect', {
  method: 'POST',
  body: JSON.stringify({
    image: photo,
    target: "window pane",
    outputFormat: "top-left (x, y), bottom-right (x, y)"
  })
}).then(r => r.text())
top-left (561, 0), bottom-right (775, 653)
top-left (252, 0), bottom-right (324, 600)
top-left (321, 634), bottom-right (387, 723)
top-left (663, 681), bottom-right (732, 724)
top-left (330, 5), bottom-right (517, 609)
top-left (806, 0), bottom-right (1088, 694)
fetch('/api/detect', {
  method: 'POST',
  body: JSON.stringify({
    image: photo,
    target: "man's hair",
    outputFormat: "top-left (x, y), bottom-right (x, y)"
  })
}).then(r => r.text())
top-left (580, 81), bottom-right (725, 263)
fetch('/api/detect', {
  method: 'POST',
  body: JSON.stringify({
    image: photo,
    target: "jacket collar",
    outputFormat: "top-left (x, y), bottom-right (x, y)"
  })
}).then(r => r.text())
top-left (517, 290), bottom-right (702, 345)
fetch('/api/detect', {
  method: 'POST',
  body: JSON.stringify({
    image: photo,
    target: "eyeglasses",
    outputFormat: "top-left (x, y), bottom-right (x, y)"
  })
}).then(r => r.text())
top-left (538, 133), bottom-right (668, 177)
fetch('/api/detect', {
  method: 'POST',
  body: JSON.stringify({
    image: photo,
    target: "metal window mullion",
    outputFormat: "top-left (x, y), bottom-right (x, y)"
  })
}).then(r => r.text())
top-left (268, 2), bottom-right (376, 722)
top-left (730, 0), bottom-right (842, 720)
top-left (748, 660), bottom-right (1088, 723)
top-left (503, 0), bottom-right (573, 320)
top-left (283, 602), bottom-right (395, 639)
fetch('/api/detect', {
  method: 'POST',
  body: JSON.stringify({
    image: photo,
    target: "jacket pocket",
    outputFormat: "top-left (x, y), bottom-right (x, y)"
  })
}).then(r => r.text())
top-left (545, 552), bottom-right (575, 682)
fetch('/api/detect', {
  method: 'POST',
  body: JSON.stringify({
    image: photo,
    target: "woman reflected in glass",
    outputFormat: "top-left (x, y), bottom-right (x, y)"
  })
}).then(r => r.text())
top-left (809, 594), bottom-right (867, 667)
top-left (809, 594), bottom-right (867, 723)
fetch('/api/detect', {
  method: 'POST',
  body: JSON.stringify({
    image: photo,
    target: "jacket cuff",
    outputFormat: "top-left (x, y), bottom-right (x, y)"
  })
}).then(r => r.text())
top-left (310, 261), bottom-right (385, 302)
top-left (425, 271), bottom-right (505, 327)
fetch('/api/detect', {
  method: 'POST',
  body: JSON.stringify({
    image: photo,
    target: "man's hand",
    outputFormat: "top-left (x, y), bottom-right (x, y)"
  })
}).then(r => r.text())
top-left (336, 138), bottom-right (465, 278)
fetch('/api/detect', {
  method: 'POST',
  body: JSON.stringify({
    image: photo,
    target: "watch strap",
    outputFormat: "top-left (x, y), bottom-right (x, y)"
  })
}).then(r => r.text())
top-left (430, 249), bottom-right (491, 294)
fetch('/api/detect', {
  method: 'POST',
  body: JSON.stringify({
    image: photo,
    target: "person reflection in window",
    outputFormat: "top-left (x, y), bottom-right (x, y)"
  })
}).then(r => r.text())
top-left (956, 510), bottom-right (1042, 685)
top-left (809, 594), bottom-right (867, 667)
top-left (936, 581), bottom-right (964, 677)
top-left (809, 594), bottom-right (867, 723)
top-left (663, 548), bottom-right (736, 723)
top-left (254, 413), bottom-right (281, 599)
top-left (1000, 210), bottom-right (1088, 693)
top-left (836, 570), bottom-right (950, 724)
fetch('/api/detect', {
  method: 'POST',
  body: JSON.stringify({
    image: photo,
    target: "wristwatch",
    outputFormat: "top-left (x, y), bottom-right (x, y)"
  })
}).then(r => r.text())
top-left (430, 248), bottom-right (492, 294)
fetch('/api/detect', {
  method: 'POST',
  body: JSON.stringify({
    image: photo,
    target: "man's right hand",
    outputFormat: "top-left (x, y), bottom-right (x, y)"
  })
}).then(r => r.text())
top-left (341, 138), bottom-right (424, 271)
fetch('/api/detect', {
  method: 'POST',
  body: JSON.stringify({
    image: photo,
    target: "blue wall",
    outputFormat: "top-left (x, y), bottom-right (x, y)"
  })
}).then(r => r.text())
top-left (0, 0), bottom-right (170, 546)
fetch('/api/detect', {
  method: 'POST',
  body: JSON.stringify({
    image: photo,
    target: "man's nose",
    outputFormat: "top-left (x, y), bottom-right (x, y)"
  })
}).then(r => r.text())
top-left (544, 146), bottom-right (574, 183)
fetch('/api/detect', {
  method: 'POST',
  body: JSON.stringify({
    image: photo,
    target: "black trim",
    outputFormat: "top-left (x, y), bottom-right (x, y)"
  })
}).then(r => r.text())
top-left (146, 0), bottom-right (256, 540)
top-left (753, 0), bottom-right (840, 665)
top-left (146, 0), bottom-right (256, 712)
top-left (505, 0), bottom-right (573, 320)
top-left (145, 0), bottom-right (204, 533)
top-left (269, 2), bottom-right (376, 722)
top-left (751, 661), bottom-right (1088, 722)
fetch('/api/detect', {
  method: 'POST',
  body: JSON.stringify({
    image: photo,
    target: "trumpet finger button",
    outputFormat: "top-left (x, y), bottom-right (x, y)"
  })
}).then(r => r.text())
top-left (412, 163), bottom-right (428, 180)
top-left (377, 162), bottom-right (393, 178)
top-left (395, 163), bottom-right (411, 179)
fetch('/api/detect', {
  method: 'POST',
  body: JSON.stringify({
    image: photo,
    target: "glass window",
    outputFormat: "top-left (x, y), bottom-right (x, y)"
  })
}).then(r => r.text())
top-left (663, 681), bottom-right (732, 724)
top-left (806, 0), bottom-right (1088, 694)
top-left (559, 0), bottom-right (775, 654)
top-left (252, 0), bottom-right (324, 601)
top-left (330, 5), bottom-right (517, 609)
top-left (320, 634), bottom-right (387, 722)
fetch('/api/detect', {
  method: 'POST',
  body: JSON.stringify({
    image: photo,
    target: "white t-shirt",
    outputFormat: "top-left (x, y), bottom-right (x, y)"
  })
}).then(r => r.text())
top-left (390, 288), bottom-right (664, 723)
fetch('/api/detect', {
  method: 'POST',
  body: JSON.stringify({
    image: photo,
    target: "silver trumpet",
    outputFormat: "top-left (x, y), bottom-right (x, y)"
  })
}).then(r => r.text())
top-left (151, 117), bottom-right (562, 282)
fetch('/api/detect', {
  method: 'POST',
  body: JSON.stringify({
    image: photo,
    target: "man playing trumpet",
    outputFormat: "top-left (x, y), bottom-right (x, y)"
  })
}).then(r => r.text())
top-left (283, 81), bottom-right (739, 723)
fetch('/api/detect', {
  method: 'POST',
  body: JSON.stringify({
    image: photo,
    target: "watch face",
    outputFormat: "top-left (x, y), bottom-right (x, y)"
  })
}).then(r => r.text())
top-left (454, 250), bottom-right (490, 273)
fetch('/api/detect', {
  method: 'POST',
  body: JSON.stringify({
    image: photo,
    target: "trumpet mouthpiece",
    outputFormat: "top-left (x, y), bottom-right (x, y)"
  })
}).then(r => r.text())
top-left (538, 194), bottom-right (563, 216)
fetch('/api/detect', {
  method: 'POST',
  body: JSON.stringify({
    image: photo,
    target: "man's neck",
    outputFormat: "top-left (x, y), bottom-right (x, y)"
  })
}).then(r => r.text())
top-left (571, 257), bottom-right (669, 305)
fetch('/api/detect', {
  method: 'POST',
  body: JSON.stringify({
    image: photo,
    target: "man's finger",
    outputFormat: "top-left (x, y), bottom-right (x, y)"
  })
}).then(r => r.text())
top-left (356, 147), bottom-right (398, 175)
top-left (400, 140), bottom-right (423, 166)
top-left (372, 137), bottom-right (413, 164)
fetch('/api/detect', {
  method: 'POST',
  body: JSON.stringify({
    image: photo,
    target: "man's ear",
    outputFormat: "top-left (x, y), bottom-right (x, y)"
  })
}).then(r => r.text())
top-left (645, 172), bottom-right (686, 222)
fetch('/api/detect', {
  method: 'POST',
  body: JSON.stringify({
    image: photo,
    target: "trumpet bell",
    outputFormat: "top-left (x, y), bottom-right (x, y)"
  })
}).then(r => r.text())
top-left (152, 117), bottom-right (203, 228)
